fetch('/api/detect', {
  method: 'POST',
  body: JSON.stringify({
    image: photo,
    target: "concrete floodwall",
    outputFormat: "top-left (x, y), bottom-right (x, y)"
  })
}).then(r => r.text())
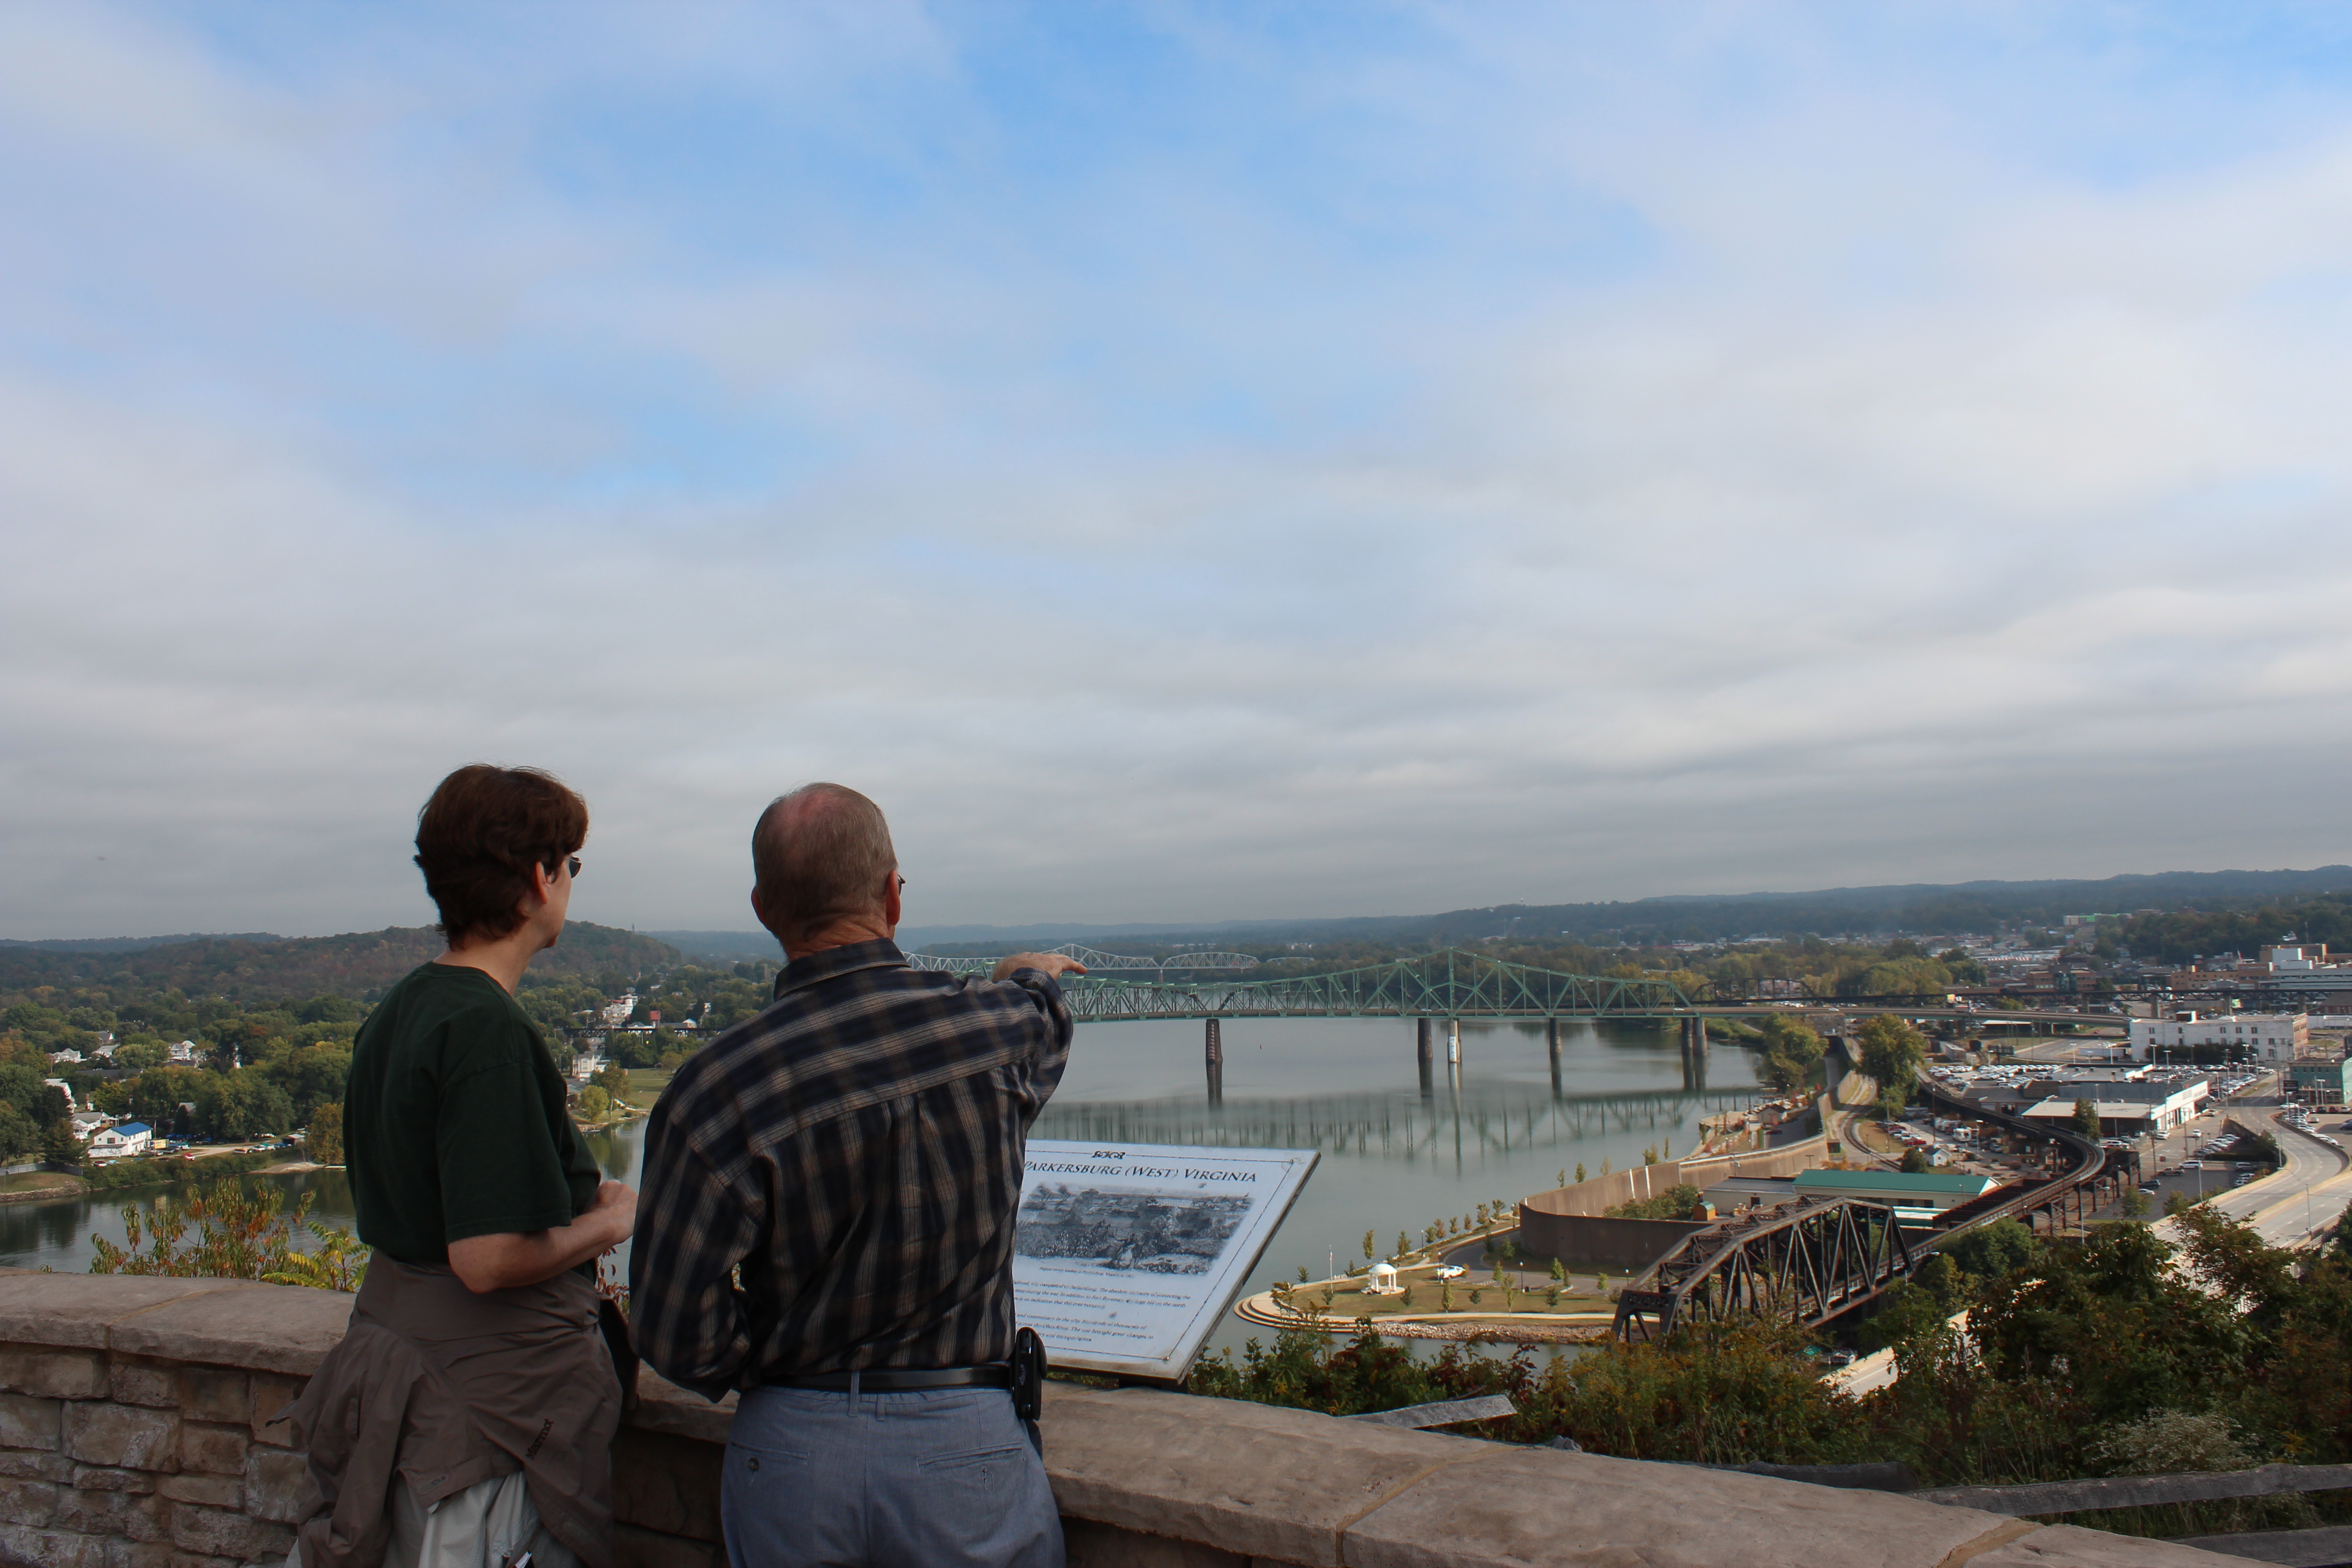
top-left (1515, 1211), bottom-right (1710, 1273)
top-left (1518, 1131), bottom-right (1832, 1224)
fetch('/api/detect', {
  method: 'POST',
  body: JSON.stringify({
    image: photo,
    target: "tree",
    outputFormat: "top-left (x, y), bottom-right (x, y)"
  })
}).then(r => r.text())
top-left (2072, 1099), bottom-right (2101, 1140)
top-left (112, 1040), bottom-right (168, 1072)
top-left (1363, 1229), bottom-right (1377, 1261)
top-left (195, 1074), bottom-right (294, 1143)
top-left (1757, 1016), bottom-right (1826, 1096)
top-left (41, 1119), bottom-right (83, 1166)
top-left (0, 1104), bottom-right (37, 1163)
top-left (574, 1085), bottom-right (612, 1123)
top-left (274, 1043), bottom-right (352, 1124)
top-left (1396, 1231), bottom-right (1409, 1260)
top-left (1899, 1149), bottom-right (1931, 1174)
top-left (307, 1103), bottom-right (344, 1166)
top-left (1574, 1162), bottom-right (1588, 1184)
top-left (592, 1063), bottom-right (629, 1100)
top-left (1856, 1016), bottom-right (1928, 1116)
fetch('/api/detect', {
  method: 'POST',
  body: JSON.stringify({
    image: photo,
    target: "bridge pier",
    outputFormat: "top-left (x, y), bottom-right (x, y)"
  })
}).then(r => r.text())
top-left (1546, 1019), bottom-right (1562, 1097)
top-left (1205, 1017), bottom-right (1223, 1105)
top-left (1447, 1019), bottom-right (1461, 1066)
top-left (1679, 1016), bottom-right (1709, 1093)
top-left (1416, 1018), bottom-right (1434, 1100)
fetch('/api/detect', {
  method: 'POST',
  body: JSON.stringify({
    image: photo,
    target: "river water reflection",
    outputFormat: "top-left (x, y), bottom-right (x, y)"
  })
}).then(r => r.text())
top-left (0, 1015), bottom-right (1756, 1357)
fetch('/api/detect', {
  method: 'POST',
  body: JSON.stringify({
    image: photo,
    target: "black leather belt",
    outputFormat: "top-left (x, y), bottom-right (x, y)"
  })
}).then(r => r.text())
top-left (766, 1364), bottom-right (1012, 1392)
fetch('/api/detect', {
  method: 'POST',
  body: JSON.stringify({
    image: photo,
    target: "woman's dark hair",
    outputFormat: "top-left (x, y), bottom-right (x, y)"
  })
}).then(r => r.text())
top-left (413, 765), bottom-right (588, 948)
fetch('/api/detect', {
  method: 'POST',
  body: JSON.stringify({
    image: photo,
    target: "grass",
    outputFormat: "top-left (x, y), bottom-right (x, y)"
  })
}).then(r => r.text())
top-left (619, 1068), bottom-right (671, 1108)
top-left (0, 1171), bottom-right (78, 1196)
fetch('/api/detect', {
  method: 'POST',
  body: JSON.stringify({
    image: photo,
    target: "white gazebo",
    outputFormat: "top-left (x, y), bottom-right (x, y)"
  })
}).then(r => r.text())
top-left (1364, 1262), bottom-right (1403, 1295)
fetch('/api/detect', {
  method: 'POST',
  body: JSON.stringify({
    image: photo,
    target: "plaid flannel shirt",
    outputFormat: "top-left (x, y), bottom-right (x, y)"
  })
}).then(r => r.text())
top-left (627, 940), bottom-right (1073, 1398)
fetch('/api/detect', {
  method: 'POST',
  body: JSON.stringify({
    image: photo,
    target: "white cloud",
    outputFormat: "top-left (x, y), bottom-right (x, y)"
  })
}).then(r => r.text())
top-left (5, 3), bottom-right (2352, 937)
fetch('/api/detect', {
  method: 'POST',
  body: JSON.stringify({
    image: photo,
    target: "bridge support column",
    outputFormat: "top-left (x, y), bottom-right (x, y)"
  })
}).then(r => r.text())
top-left (1205, 1017), bottom-right (1224, 1105)
top-left (1680, 1016), bottom-right (1709, 1093)
top-left (1416, 1018), bottom-right (1434, 1100)
top-left (1447, 1019), bottom-right (1461, 1065)
top-left (1546, 1019), bottom-right (1562, 1097)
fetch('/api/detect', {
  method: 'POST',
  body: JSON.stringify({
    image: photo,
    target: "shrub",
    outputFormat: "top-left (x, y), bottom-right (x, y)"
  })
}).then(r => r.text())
top-left (88, 1177), bottom-right (368, 1290)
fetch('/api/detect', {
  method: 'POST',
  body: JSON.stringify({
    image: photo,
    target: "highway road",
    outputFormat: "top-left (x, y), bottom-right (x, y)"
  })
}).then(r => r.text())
top-left (2199, 1098), bottom-right (2352, 1248)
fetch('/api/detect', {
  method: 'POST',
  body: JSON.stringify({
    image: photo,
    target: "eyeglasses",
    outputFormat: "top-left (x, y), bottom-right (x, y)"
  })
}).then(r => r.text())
top-left (553, 855), bottom-right (581, 880)
top-left (897, 874), bottom-right (907, 892)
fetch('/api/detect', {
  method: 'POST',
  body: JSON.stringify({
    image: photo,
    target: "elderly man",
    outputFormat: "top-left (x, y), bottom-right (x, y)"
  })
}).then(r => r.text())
top-left (631, 783), bottom-right (1082, 1568)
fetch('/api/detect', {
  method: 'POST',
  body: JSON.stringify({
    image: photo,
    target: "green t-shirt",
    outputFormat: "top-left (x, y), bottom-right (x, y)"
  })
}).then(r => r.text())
top-left (346, 961), bottom-right (601, 1266)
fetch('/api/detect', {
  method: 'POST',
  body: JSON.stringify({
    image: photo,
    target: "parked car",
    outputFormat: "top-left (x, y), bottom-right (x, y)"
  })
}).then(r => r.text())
top-left (1435, 1264), bottom-right (1466, 1279)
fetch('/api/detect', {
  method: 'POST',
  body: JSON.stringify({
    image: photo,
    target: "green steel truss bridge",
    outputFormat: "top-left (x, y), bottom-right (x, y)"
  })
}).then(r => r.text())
top-left (907, 948), bottom-right (1696, 1022)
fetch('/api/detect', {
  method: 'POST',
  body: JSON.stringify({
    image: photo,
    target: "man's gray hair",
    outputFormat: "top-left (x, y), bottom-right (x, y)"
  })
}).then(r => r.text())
top-left (752, 784), bottom-right (899, 946)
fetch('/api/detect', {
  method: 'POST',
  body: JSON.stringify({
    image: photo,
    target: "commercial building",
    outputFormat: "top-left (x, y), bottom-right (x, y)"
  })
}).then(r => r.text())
top-left (2287, 1053), bottom-right (2352, 1107)
top-left (1965, 1067), bottom-right (2209, 1134)
top-left (1789, 1168), bottom-right (1999, 1220)
top-left (2128, 1010), bottom-right (2307, 1064)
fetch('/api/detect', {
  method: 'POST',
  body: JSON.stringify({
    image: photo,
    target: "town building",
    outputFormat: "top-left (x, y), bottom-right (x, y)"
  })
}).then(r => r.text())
top-left (1788, 1168), bottom-right (1999, 1220)
top-left (87, 1122), bottom-right (153, 1161)
top-left (2288, 1052), bottom-right (2352, 1107)
top-left (2128, 1010), bottom-right (2308, 1063)
top-left (1964, 1067), bottom-right (2210, 1133)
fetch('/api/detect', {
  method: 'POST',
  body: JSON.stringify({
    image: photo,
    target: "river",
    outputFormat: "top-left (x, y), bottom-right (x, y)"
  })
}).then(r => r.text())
top-left (0, 1015), bottom-right (1756, 1359)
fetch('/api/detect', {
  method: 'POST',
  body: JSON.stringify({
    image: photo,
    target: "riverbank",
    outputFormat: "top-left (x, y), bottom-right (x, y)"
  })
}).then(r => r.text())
top-left (1231, 1289), bottom-right (1617, 1343)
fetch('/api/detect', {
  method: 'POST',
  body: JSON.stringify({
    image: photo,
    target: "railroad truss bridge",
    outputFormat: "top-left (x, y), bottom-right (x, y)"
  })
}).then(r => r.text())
top-left (1611, 1082), bottom-right (2139, 1341)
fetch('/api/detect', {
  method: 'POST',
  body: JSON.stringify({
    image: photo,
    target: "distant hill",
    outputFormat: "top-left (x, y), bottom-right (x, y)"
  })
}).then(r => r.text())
top-left (647, 930), bottom-right (779, 964)
top-left (0, 922), bottom-right (682, 1003)
top-left (905, 865), bottom-right (2352, 951)
top-left (0, 933), bottom-right (283, 953)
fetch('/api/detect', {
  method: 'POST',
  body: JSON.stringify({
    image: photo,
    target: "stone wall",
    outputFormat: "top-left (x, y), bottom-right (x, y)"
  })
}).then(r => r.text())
top-left (0, 1269), bottom-right (2244, 1568)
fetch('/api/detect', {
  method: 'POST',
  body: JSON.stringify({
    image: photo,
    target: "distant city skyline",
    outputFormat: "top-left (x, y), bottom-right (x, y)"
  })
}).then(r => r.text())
top-left (7, 4), bottom-right (2352, 937)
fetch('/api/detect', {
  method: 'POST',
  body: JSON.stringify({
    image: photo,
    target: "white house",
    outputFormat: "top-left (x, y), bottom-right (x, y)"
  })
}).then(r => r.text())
top-left (168, 1040), bottom-right (200, 1063)
top-left (86, 1122), bottom-right (153, 1161)
top-left (2129, 1011), bottom-right (2308, 1064)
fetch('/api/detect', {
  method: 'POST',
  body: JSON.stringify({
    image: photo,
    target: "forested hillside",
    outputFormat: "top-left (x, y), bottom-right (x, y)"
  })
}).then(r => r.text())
top-left (0, 922), bottom-right (680, 1004)
top-left (0, 921), bottom-right (719, 1161)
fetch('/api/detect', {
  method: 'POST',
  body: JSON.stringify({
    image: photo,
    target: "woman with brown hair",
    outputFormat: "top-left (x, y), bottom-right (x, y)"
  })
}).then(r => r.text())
top-left (283, 764), bottom-right (637, 1568)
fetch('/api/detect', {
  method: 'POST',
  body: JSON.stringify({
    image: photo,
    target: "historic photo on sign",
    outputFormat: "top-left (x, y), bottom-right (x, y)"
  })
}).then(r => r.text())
top-left (1016, 1185), bottom-right (1250, 1275)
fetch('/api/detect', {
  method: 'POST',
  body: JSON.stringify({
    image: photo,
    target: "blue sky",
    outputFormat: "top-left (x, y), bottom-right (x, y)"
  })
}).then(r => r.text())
top-left (8, 2), bottom-right (2352, 937)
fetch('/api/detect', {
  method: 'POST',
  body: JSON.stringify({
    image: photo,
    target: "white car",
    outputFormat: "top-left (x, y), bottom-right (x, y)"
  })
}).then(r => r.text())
top-left (1434, 1264), bottom-right (1466, 1279)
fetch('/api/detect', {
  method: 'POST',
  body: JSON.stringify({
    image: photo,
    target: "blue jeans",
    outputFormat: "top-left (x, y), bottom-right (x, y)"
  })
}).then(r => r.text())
top-left (722, 1385), bottom-right (1063, 1568)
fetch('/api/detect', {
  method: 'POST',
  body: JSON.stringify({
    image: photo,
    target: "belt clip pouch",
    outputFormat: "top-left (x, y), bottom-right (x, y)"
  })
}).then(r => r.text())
top-left (1011, 1326), bottom-right (1046, 1421)
top-left (598, 1295), bottom-right (642, 1413)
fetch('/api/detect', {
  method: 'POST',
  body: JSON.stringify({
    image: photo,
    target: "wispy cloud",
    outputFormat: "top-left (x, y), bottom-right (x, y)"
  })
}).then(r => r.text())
top-left (5, 2), bottom-right (2352, 936)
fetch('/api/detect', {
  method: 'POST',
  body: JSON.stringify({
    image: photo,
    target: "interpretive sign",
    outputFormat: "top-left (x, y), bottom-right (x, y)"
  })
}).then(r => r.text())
top-left (1013, 1139), bottom-right (1319, 1382)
